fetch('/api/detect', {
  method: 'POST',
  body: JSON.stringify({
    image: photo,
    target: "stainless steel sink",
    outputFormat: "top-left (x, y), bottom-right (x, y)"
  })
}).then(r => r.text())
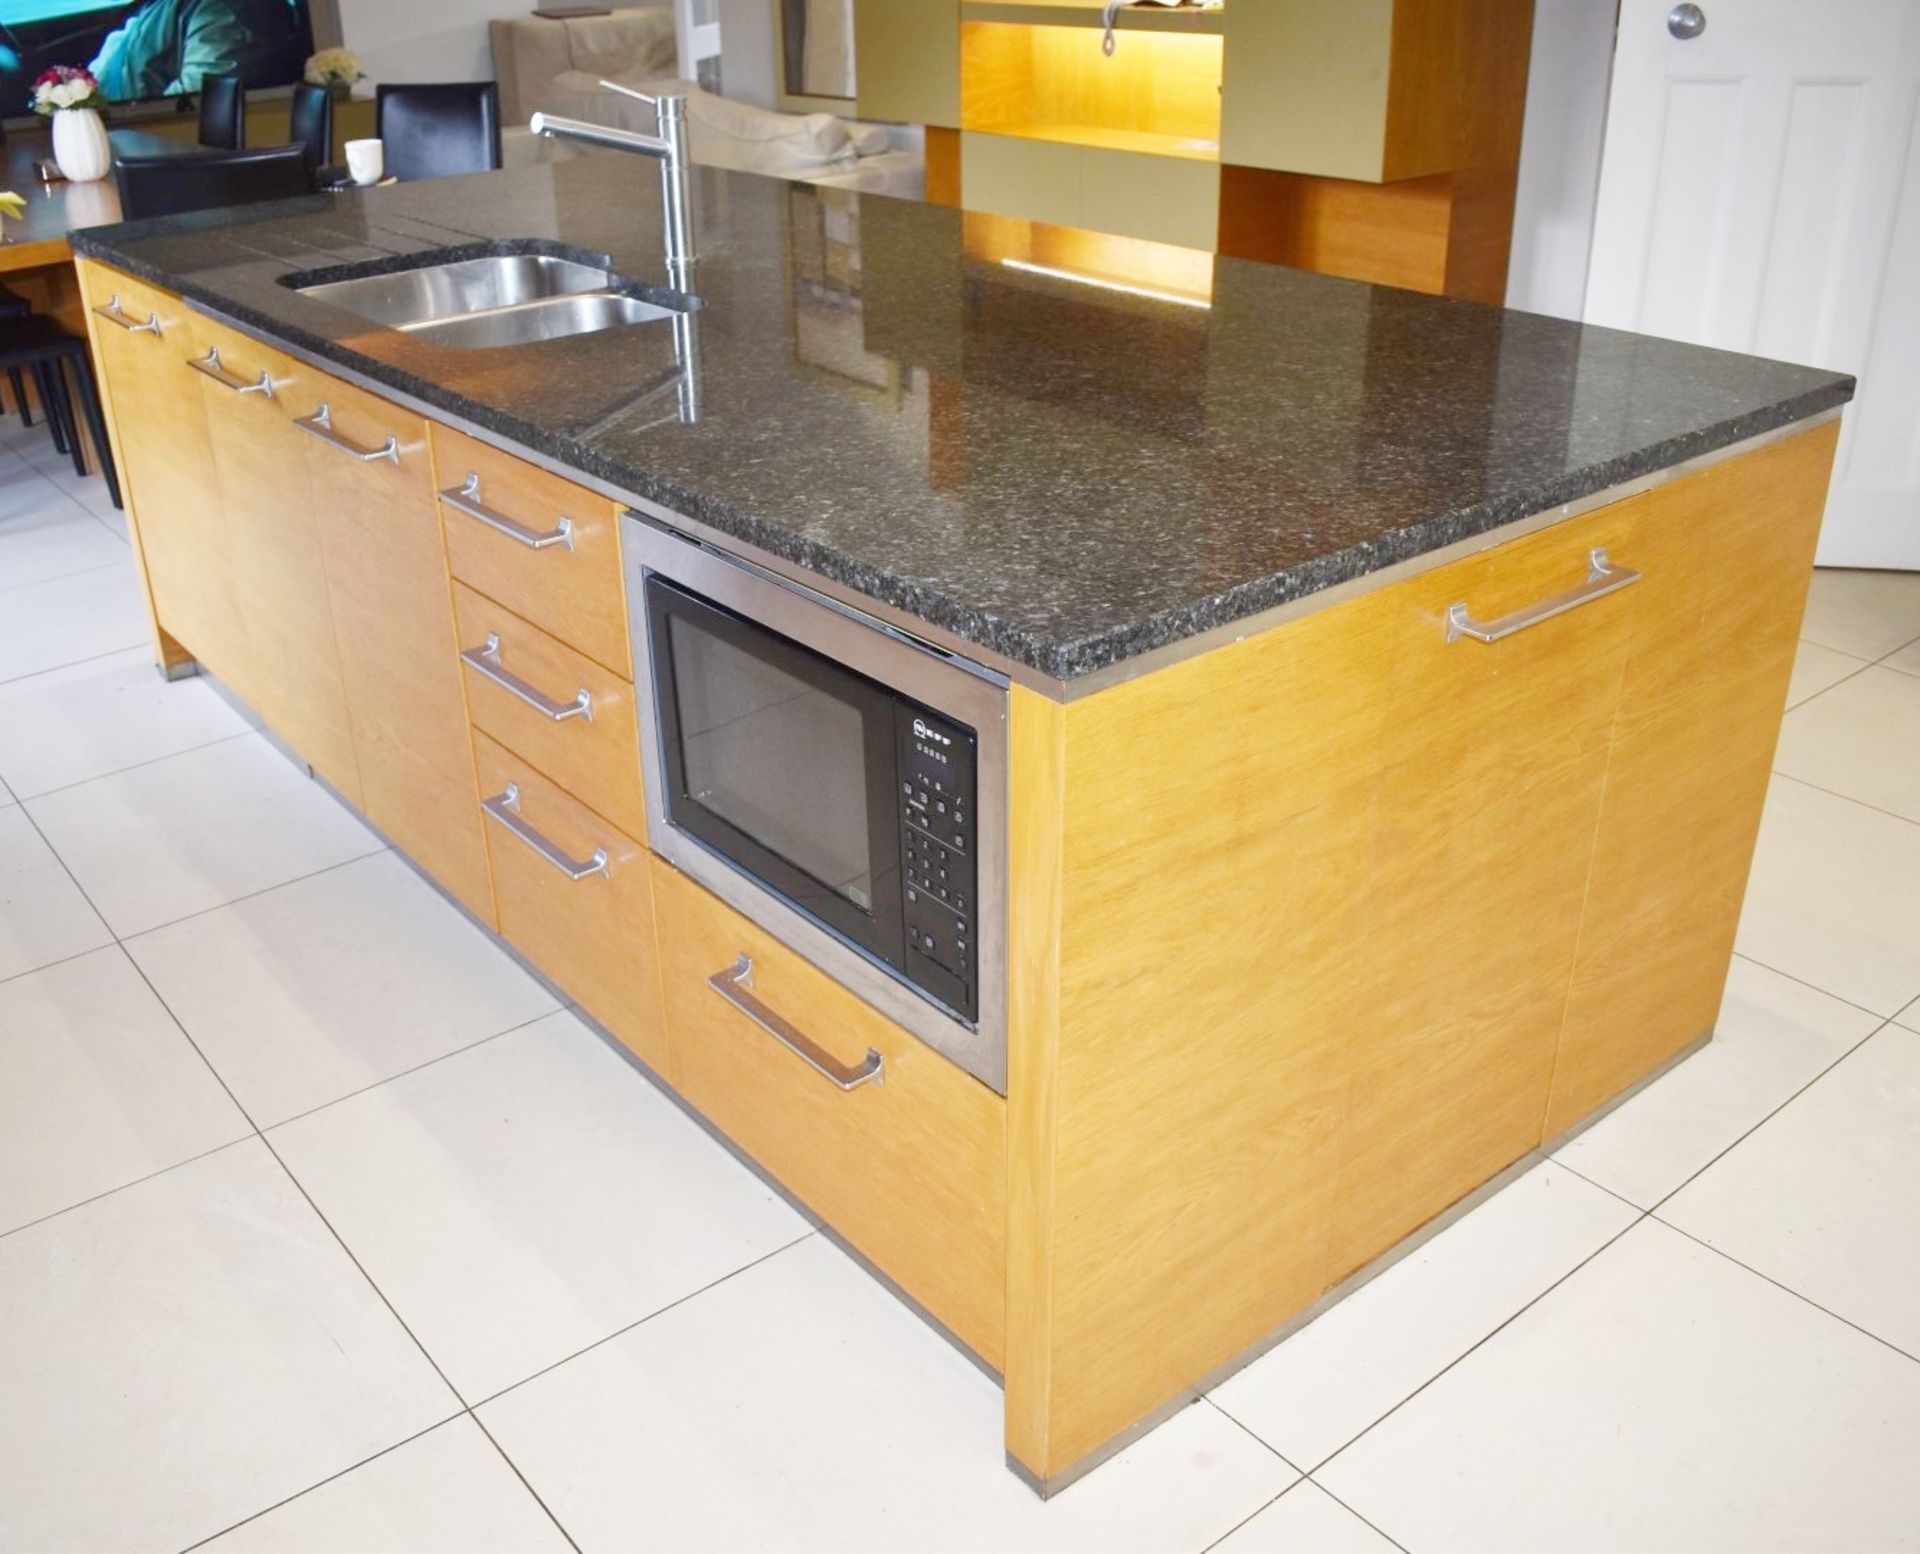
top-left (408, 291), bottom-right (682, 349)
top-left (289, 252), bottom-right (691, 349)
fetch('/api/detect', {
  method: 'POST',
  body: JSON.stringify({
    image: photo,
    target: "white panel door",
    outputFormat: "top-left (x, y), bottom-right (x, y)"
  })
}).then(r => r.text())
top-left (1586, 0), bottom-right (1920, 568)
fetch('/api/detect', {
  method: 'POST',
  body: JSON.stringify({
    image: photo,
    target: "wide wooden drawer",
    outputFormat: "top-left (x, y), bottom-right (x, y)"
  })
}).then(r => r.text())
top-left (473, 731), bottom-right (665, 1071)
top-left (652, 859), bottom-right (1006, 1368)
top-left (431, 425), bottom-right (631, 676)
top-left (453, 581), bottom-right (648, 841)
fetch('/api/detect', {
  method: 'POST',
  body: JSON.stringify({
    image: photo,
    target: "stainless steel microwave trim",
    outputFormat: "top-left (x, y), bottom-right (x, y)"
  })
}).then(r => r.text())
top-left (623, 510), bottom-right (1011, 1094)
top-left (179, 296), bottom-right (1841, 704)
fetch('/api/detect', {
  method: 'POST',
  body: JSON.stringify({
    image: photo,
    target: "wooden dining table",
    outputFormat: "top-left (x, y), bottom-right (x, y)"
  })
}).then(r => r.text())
top-left (0, 126), bottom-right (196, 275)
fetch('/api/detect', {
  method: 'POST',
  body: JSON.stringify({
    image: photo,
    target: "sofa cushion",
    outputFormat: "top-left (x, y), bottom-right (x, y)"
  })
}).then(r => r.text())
top-left (565, 10), bottom-right (677, 80)
top-left (543, 74), bottom-right (864, 174)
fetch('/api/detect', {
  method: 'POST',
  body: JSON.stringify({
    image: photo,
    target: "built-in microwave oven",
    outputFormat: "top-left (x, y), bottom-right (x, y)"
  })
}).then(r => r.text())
top-left (623, 511), bottom-right (1009, 1092)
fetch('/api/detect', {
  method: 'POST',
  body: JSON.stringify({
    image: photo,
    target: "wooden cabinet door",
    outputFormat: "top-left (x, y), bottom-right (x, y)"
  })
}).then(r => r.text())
top-left (1546, 422), bottom-right (1839, 1136)
top-left (295, 368), bottom-right (496, 926)
top-left (1327, 493), bottom-right (1646, 1280)
top-left (73, 261), bottom-right (231, 679)
top-left (188, 314), bottom-right (361, 806)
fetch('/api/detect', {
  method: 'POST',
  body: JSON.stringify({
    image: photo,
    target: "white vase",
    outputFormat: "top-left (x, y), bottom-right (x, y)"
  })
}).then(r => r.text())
top-left (51, 108), bottom-right (112, 183)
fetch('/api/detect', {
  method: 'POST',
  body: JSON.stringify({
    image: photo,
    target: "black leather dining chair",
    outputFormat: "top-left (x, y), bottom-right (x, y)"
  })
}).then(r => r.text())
top-left (288, 80), bottom-right (333, 169)
top-left (198, 71), bottom-right (246, 149)
top-left (114, 144), bottom-right (315, 221)
top-left (376, 82), bottom-right (502, 182)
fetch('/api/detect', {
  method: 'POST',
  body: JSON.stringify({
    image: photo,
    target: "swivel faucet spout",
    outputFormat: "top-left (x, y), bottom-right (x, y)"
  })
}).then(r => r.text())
top-left (530, 85), bottom-right (694, 279)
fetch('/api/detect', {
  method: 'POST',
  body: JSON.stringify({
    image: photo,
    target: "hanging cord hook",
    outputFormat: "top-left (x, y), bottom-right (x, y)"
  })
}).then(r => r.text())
top-left (1102, 0), bottom-right (1120, 55)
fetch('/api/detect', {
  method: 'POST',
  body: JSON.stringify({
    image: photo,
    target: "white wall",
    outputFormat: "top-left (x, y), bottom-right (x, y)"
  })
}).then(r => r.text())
top-left (335, 0), bottom-right (530, 83)
top-left (1506, 0), bottom-right (1619, 318)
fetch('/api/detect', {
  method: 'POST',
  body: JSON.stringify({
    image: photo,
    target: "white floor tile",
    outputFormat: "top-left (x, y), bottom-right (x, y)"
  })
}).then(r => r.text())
top-left (0, 805), bottom-right (112, 983)
top-left (1783, 638), bottom-right (1869, 708)
top-left (1774, 665), bottom-right (1920, 822)
top-left (1316, 1218), bottom-right (1920, 1554)
top-left (0, 561), bottom-right (150, 684)
top-left (1798, 567), bottom-right (1920, 661)
top-left (481, 1235), bottom-right (1295, 1554)
top-left (0, 1140), bottom-right (458, 1554)
top-left (0, 773), bottom-right (13, 808)
top-left (1660, 1023), bottom-right (1920, 1357)
top-left (0, 491), bottom-right (129, 592)
top-left (270, 1012), bottom-right (809, 1402)
top-left (1888, 637), bottom-right (1920, 677)
top-left (91, 502), bottom-right (131, 544)
top-left (1735, 776), bottom-right (1920, 1016)
top-left (1212, 1482), bottom-right (1399, 1554)
top-left (0, 946), bottom-right (250, 1235)
top-left (1210, 1162), bottom-right (1635, 1471)
top-left (201, 1417), bottom-right (570, 1554)
top-left (24, 733), bottom-right (382, 938)
top-left (129, 851), bottom-right (558, 1127)
top-left (1552, 957), bottom-right (1882, 1208)
top-left (0, 645), bottom-right (250, 799)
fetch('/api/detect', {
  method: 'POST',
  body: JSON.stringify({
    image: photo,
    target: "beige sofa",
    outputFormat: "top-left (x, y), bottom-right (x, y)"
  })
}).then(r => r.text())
top-left (491, 8), bottom-right (681, 126)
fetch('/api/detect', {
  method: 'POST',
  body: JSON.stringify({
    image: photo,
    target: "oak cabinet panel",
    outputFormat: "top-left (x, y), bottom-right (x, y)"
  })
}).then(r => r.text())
top-left (654, 856), bottom-right (1007, 1368)
top-left (295, 367), bottom-right (497, 926)
top-left (188, 313), bottom-right (361, 805)
top-left (73, 261), bottom-right (231, 680)
top-left (473, 732), bottom-right (665, 1071)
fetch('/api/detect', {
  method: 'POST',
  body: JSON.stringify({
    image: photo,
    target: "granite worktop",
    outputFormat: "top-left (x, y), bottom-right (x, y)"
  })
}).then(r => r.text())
top-left (71, 157), bottom-right (1854, 684)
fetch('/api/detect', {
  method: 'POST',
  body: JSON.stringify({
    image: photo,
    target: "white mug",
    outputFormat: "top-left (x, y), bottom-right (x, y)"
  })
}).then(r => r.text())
top-left (344, 138), bottom-right (385, 187)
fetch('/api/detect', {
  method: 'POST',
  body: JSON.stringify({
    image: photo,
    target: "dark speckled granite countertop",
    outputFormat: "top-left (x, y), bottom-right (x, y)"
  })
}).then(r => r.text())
top-left (71, 158), bottom-right (1853, 684)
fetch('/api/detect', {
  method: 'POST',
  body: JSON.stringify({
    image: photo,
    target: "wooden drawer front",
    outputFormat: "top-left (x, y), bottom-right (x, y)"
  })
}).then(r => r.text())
top-left (473, 731), bottom-right (665, 1070)
top-left (452, 581), bottom-right (648, 841)
top-left (432, 425), bottom-right (631, 676)
top-left (653, 859), bottom-right (1007, 1368)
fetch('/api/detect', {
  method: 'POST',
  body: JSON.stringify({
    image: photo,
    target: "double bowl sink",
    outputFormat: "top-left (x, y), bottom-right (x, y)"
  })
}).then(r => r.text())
top-left (288, 252), bottom-right (693, 350)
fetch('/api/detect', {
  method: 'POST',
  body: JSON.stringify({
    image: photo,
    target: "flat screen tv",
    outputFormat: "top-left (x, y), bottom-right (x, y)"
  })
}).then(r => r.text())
top-left (1, 0), bottom-right (315, 113)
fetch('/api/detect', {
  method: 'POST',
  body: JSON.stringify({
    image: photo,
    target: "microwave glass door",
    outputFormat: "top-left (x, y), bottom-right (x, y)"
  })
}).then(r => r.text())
top-left (647, 576), bottom-right (905, 967)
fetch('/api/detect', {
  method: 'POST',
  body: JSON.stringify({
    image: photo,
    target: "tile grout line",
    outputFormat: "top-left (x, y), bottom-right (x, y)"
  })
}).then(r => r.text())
top-left (1303, 1476), bottom-right (1415, 1554)
top-left (1547, 1007), bottom-right (1897, 1225)
top-left (1727, 950), bottom-right (1909, 1024)
top-left (14, 739), bottom-right (807, 1554)
top-left (1648, 1215), bottom-right (1920, 1370)
top-left (1192, 1486), bottom-right (1294, 1554)
top-left (0, 556), bottom-right (138, 599)
top-left (0, 640), bottom-right (152, 690)
top-left (258, 1006), bottom-right (567, 1132)
top-left (1766, 770), bottom-right (1920, 832)
top-left (1641, 1016), bottom-right (1895, 1217)
top-left (11, 727), bottom-right (259, 806)
top-left (246, 1125), bottom-right (590, 1552)
top-left (467, 1229), bottom-right (821, 1411)
top-left (170, 1413), bottom-right (469, 1554)
top-left (1288, 1208), bottom-right (1650, 1482)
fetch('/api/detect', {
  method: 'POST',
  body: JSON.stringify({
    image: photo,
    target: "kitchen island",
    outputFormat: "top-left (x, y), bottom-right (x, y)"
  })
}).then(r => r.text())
top-left (71, 157), bottom-right (1851, 1494)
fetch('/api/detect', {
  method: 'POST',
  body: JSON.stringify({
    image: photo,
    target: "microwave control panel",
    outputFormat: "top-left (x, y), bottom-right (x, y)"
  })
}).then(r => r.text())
top-left (896, 706), bottom-right (978, 1022)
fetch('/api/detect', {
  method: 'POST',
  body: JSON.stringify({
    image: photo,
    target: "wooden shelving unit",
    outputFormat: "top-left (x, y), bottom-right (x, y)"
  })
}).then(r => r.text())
top-left (858, 0), bottom-right (1535, 302)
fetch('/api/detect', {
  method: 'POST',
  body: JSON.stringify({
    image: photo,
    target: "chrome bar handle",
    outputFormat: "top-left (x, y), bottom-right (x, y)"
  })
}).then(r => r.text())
top-left (708, 955), bottom-right (885, 1091)
top-left (481, 784), bottom-right (609, 881)
top-left (438, 472), bottom-right (575, 551)
top-left (1445, 548), bottom-right (1641, 644)
top-left (460, 633), bottom-right (593, 722)
top-left (188, 346), bottom-right (275, 399)
top-left (295, 403), bottom-right (401, 465)
top-left (93, 296), bottom-right (161, 335)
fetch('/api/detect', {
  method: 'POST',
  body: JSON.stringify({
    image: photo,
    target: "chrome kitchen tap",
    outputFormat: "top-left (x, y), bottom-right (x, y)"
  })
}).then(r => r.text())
top-left (531, 82), bottom-right (695, 287)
